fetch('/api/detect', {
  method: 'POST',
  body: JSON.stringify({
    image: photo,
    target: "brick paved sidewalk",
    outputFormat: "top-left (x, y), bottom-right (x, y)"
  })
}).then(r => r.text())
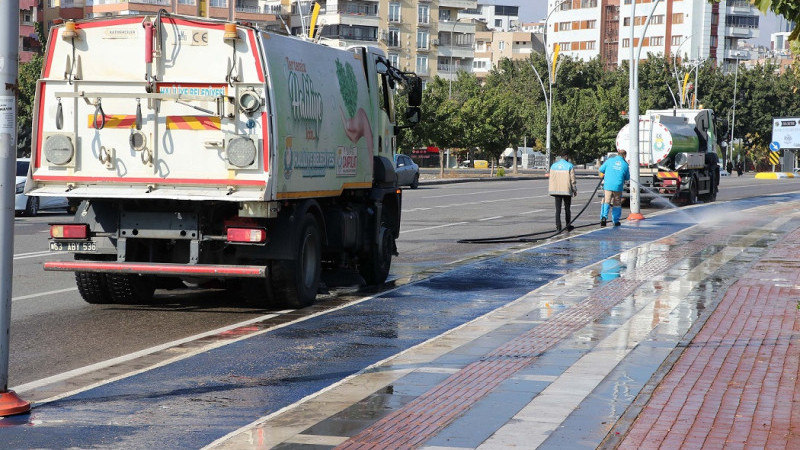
top-left (618, 228), bottom-right (800, 449)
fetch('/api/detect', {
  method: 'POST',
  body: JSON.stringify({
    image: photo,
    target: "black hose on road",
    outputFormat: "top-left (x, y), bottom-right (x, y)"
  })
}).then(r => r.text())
top-left (458, 178), bottom-right (604, 244)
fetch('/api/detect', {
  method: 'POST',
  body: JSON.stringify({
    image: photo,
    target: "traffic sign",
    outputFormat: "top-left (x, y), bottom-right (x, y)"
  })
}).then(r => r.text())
top-left (769, 152), bottom-right (780, 165)
top-left (770, 141), bottom-right (781, 152)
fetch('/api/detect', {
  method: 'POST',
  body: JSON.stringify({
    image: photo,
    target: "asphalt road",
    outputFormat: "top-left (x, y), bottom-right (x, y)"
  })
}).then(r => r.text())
top-left (7, 173), bottom-right (798, 388)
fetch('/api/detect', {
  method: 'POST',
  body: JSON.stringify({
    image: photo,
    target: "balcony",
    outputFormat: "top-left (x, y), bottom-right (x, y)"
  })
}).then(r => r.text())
top-left (340, 12), bottom-right (380, 27)
top-left (724, 49), bottom-right (751, 60)
top-left (726, 1), bottom-right (757, 16)
top-left (725, 26), bottom-right (758, 40)
top-left (439, 20), bottom-right (474, 34)
top-left (439, 0), bottom-right (476, 9)
top-left (437, 45), bottom-right (473, 59)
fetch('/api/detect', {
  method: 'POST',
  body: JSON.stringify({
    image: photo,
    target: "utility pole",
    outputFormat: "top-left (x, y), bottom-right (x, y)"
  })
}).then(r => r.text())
top-left (0, 0), bottom-right (31, 416)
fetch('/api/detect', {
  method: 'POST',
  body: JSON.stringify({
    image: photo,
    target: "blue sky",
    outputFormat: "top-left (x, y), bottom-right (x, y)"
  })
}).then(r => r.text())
top-left (483, 0), bottom-right (785, 47)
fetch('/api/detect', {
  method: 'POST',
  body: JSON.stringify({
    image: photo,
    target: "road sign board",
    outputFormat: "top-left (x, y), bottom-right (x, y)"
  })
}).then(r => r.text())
top-left (770, 141), bottom-right (781, 152)
top-left (772, 118), bottom-right (800, 149)
top-left (769, 152), bottom-right (780, 165)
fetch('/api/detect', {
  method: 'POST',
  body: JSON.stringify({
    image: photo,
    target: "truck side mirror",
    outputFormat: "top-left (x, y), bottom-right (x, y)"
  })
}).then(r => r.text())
top-left (405, 107), bottom-right (420, 125)
top-left (408, 78), bottom-right (422, 107)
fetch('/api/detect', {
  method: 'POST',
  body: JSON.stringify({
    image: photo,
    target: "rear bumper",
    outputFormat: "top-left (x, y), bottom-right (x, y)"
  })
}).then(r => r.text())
top-left (43, 261), bottom-right (266, 278)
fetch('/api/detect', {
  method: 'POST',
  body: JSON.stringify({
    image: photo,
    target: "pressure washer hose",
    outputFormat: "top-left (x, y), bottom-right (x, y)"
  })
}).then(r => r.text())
top-left (458, 178), bottom-right (604, 244)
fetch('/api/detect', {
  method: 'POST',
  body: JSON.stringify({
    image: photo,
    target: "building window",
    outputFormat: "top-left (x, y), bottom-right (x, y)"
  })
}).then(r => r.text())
top-left (389, 2), bottom-right (401, 23)
top-left (726, 15), bottom-right (759, 28)
top-left (498, 41), bottom-right (505, 50)
top-left (580, 0), bottom-right (597, 7)
top-left (418, 4), bottom-right (429, 25)
top-left (558, 22), bottom-right (571, 31)
top-left (210, 0), bottom-right (225, 7)
top-left (623, 17), bottom-right (629, 26)
top-left (586, 20), bottom-right (596, 29)
top-left (587, 41), bottom-right (595, 50)
top-left (389, 53), bottom-right (399, 67)
top-left (473, 60), bottom-right (487, 70)
top-left (651, 15), bottom-right (664, 25)
top-left (672, 13), bottom-right (683, 24)
top-left (439, 9), bottom-right (451, 22)
top-left (178, 0), bottom-right (193, 4)
top-left (650, 36), bottom-right (663, 46)
top-left (671, 35), bottom-right (682, 46)
top-left (622, 38), bottom-right (630, 48)
top-left (559, 1), bottom-right (571, 11)
top-left (416, 55), bottom-right (428, 73)
top-left (417, 30), bottom-right (429, 49)
top-left (388, 28), bottom-right (400, 47)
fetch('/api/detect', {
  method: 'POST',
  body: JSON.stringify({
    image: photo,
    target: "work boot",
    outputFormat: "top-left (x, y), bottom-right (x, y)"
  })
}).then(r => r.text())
top-left (614, 221), bottom-right (621, 227)
top-left (566, 225), bottom-right (575, 232)
top-left (600, 217), bottom-right (607, 227)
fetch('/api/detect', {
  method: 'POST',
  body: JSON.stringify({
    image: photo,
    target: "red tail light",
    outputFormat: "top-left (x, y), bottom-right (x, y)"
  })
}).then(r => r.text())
top-left (227, 227), bottom-right (267, 243)
top-left (50, 224), bottom-right (89, 239)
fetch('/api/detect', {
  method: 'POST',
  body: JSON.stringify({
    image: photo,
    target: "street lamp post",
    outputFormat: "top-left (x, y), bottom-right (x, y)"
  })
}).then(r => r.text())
top-left (529, 0), bottom-right (570, 172)
top-left (627, 0), bottom-right (662, 221)
top-left (730, 55), bottom-right (740, 169)
top-left (448, 19), bottom-right (463, 99)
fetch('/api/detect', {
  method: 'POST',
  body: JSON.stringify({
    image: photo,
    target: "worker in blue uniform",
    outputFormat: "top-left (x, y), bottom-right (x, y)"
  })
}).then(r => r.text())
top-left (598, 149), bottom-right (630, 227)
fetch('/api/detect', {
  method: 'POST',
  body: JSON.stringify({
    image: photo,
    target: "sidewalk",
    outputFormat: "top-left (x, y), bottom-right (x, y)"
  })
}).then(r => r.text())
top-left (212, 196), bottom-right (800, 448)
top-left (2, 194), bottom-right (799, 449)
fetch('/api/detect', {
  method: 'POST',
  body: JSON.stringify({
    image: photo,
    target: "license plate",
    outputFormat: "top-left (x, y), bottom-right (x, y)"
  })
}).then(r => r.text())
top-left (50, 241), bottom-right (97, 252)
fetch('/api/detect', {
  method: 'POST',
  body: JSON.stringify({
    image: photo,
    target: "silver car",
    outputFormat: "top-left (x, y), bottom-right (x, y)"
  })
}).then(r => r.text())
top-left (15, 158), bottom-right (70, 216)
top-left (395, 154), bottom-right (420, 189)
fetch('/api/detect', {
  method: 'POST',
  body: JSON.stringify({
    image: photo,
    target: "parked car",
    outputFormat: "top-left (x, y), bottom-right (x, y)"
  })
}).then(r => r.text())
top-left (395, 154), bottom-right (420, 189)
top-left (15, 158), bottom-right (70, 216)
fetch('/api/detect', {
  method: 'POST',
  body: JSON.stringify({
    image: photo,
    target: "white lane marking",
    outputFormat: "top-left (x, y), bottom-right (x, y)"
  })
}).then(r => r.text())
top-left (422, 187), bottom-right (531, 199)
top-left (14, 250), bottom-right (51, 260)
top-left (520, 209), bottom-right (545, 215)
top-left (13, 287), bottom-right (77, 302)
top-left (400, 222), bottom-right (468, 234)
top-left (479, 216), bottom-right (503, 221)
top-left (13, 310), bottom-right (293, 397)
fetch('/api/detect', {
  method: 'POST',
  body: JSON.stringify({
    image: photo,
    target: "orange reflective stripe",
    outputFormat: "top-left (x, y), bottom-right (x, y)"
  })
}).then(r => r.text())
top-left (166, 116), bottom-right (220, 130)
top-left (86, 114), bottom-right (137, 128)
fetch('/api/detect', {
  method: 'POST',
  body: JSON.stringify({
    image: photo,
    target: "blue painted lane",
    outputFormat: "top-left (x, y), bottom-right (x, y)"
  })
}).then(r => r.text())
top-left (1, 194), bottom-right (794, 448)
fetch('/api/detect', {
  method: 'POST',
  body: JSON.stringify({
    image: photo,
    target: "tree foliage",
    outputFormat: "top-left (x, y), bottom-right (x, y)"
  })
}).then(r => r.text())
top-left (398, 52), bottom-right (800, 169)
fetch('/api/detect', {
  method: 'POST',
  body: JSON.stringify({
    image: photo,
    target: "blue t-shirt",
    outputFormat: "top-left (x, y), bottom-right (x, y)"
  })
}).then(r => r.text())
top-left (599, 155), bottom-right (630, 192)
top-left (550, 159), bottom-right (574, 172)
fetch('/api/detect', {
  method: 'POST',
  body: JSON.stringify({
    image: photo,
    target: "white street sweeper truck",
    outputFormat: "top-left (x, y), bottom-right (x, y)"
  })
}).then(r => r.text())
top-left (27, 14), bottom-right (422, 308)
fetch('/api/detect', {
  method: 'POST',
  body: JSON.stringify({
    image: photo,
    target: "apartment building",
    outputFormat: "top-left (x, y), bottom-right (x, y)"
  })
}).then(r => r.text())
top-left (473, 30), bottom-right (544, 80)
top-left (42, 0), bottom-right (285, 37)
top-left (460, 3), bottom-right (518, 31)
top-left (547, 0), bottom-right (761, 70)
top-left (20, 0), bottom-right (41, 63)
top-left (292, 1), bottom-right (477, 83)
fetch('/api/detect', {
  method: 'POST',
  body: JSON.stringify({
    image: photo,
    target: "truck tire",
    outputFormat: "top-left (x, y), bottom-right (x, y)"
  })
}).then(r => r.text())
top-left (231, 277), bottom-right (275, 308)
top-left (24, 197), bottom-right (39, 217)
top-left (359, 226), bottom-right (394, 285)
top-left (106, 274), bottom-right (156, 304)
top-left (75, 272), bottom-right (114, 304)
top-left (271, 214), bottom-right (321, 308)
top-left (687, 176), bottom-right (698, 205)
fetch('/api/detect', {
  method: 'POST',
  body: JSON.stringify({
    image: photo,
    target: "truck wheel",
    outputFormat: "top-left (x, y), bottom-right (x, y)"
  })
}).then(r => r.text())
top-left (359, 226), bottom-right (394, 285)
top-left (272, 214), bottom-right (321, 308)
top-left (410, 173), bottom-right (419, 189)
top-left (106, 274), bottom-right (156, 304)
top-left (24, 197), bottom-right (39, 217)
top-left (75, 272), bottom-right (114, 304)
top-left (231, 277), bottom-right (275, 308)
top-left (688, 177), bottom-right (698, 205)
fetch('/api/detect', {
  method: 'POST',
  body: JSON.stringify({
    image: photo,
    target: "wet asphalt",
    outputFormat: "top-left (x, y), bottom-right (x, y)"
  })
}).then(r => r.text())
top-left (2, 192), bottom-right (799, 448)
